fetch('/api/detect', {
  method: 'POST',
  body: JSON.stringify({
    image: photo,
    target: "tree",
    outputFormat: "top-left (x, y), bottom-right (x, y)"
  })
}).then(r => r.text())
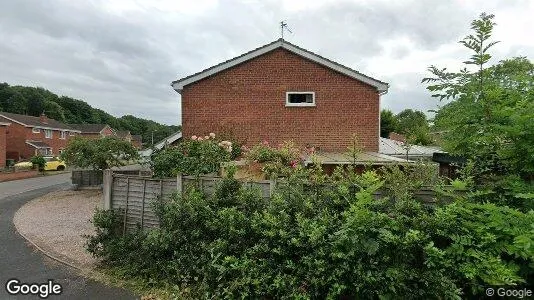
top-left (423, 13), bottom-right (534, 177)
top-left (395, 109), bottom-right (433, 145)
top-left (61, 137), bottom-right (139, 170)
top-left (380, 109), bottom-right (398, 138)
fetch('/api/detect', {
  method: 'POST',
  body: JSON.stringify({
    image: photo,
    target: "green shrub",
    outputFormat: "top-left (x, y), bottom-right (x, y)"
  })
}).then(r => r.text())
top-left (150, 135), bottom-right (231, 178)
top-left (86, 169), bottom-right (534, 298)
top-left (245, 141), bottom-right (302, 178)
top-left (30, 155), bottom-right (46, 171)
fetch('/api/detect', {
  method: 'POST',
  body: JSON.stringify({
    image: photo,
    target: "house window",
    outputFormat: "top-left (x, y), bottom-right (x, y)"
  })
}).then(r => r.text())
top-left (32, 128), bottom-right (40, 133)
top-left (69, 131), bottom-right (75, 136)
top-left (60, 131), bottom-right (66, 139)
top-left (45, 129), bottom-right (52, 139)
top-left (286, 92), bottom-right (315, 107)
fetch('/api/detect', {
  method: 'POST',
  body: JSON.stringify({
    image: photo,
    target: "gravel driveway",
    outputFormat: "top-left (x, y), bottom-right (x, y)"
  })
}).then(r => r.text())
top-left (14, 189), bottom-right (102, 269)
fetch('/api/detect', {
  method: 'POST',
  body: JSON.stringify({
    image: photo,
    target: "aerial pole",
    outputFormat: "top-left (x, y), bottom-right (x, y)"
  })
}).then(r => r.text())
top-left (280, 21), bottom-right (292, 39)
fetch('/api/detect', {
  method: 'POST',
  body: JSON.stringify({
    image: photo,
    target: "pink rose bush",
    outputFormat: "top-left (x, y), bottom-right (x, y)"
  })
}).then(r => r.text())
top-left (244, 140), bottom-right (305, 178)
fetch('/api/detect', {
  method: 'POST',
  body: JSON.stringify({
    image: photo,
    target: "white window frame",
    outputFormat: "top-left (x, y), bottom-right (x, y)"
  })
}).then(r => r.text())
top-left (45, 129), bottom-right (52, 139)
top-left (60, 131), bottom-right (66, 139)
top-left (32, 128), bottom-right (40, 133)
top-left (285, 92), bottom-right (316, 107)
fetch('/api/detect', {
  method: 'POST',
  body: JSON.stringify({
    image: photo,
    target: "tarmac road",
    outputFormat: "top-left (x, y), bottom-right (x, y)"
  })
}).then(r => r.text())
top-left (0, 174), bottom-right (136, 299)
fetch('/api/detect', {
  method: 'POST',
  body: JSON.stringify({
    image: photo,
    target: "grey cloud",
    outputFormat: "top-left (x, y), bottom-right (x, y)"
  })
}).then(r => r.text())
top-left (0, 0), bottom-right (530, 125)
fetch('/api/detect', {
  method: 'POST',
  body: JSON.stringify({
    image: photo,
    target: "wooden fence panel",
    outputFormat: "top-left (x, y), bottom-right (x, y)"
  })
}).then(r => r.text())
top-left (106, 172), bottom-right (454, 234)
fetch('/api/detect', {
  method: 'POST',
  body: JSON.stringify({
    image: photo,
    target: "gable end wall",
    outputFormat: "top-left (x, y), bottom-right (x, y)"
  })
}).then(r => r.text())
top-left (181, 48), bottom-right (379, 152)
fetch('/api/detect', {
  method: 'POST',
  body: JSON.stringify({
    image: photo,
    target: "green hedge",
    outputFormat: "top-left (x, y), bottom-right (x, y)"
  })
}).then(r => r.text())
top-left (87, 171), bottom-right (534, 299)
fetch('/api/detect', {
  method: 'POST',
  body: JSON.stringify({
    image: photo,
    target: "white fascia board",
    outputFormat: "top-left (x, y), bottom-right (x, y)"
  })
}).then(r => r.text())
top-left (172, 42), bottom-right (283, 93)
top-left (154, 132), bottom-right (182, 150)
top-left (32, 126), bottom-right (82, 133)
top-left (281, 43), bottom-right (389, 93)
top-left (25, 141), bottom-right (50, 148)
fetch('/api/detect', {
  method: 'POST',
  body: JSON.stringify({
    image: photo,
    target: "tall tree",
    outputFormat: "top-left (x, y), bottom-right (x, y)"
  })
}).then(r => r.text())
top-left (423, 13), bottom-right (534, 177)
top-left (380, 109), bottom-right (398, 138)
top-left (395, 109), bottom-right (432, 145)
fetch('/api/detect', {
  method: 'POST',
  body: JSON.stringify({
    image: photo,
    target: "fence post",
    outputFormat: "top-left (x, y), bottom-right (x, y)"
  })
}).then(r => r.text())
top-left (269, 179), bottom-right (276, 197)
top-left (176, 173), bottom-right (183, 195)
top-left (103, 169), bottom-right (113, 210)
top-left (140, 179), bottom-right (146, 229)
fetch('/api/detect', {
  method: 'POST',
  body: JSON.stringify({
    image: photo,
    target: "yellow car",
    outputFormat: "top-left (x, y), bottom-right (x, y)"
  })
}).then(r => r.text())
top-left (14, 157), bottom-right (67, 171)
top-left (43, 156), bottom-right (67, 171)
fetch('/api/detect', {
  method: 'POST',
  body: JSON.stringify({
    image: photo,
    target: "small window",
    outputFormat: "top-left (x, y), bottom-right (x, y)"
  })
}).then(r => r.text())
top-left (60, 131), bottom-right (66, 139)
top-left (69, 131), bottom-right (75, 136)
top-left (286, 92), bottom-right (315, 107)
top-left (32, 128), bottom-right (40, 133)
top-left (45, 129), bottom-right (52, 139)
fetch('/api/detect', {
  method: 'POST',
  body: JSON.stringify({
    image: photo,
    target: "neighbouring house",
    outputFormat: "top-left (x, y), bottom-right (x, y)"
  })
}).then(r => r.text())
top-left (131, 135), bottom-right (143, 149)
top-left (68, 124), bottom-right (115, 139)
top-left (115, 130), bottom-right (132, 142)
top-left (0, 122), bottom-right (10, 168)
top-left (0, 112), bottom-right (80, 160)
top-left (379, 137), bottom-right (443, 161)
top-left (139, 131), bottom-right (182, 157)
top-left (172, 39), bottom-right (390, 155)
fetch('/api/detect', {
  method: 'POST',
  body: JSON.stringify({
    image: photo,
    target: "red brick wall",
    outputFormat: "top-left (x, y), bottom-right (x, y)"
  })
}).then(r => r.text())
top-left (181, 48), bottom-right (380, 152)
top-left (102, 126), bottom-right (114, 137)
top-left (3, 121), bottom-right (77, 160)
top-left (0, 125), bottom-right (7, 167)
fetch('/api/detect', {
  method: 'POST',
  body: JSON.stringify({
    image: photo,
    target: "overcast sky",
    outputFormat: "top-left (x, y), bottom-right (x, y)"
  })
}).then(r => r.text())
top-left (1, 0), bottom-right (533, 125)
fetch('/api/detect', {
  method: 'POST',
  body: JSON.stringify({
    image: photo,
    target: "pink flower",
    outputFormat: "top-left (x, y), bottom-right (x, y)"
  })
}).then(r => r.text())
top-left (197, 137), bottom-right (203, 141)
top-left (191, 135), bottom-right (198, 140)
top-left (209, 132), bottom-right (216, 138)
top-left (204, 136), bottom-right (209, 140)
top-left (290, 160), bottom-right (298, 168)
top-left (262, 140), bottom-right (269, 146)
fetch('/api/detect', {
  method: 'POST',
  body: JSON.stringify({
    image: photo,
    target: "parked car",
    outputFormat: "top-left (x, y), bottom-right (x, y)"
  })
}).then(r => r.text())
top-left (14, 157), bottom-right (67, 171)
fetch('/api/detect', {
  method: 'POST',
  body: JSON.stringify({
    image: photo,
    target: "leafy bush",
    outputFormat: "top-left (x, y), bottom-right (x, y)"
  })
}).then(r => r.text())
top-left (30, 155), bottom-right (46, 171)
top-left (61, 136), bottom-right (139, 170)
top-left (86, 168), bottom-right (534, 298)
top-left (245, 141), bottom-right (302, 178)
top-left (151, 133), bottom-right (232, 178)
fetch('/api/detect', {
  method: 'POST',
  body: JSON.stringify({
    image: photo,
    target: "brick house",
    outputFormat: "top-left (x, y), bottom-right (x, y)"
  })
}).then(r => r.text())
top-left (68, 124), bottom-right (115, 139)
top-left (115, 130), bottom-right (132, 142)
top-left (172, 39), bottom-right (389, 153)
top-left (0, 112), bottom-right (81, 160)
top-left (0, 121), bottom-right (10, 168)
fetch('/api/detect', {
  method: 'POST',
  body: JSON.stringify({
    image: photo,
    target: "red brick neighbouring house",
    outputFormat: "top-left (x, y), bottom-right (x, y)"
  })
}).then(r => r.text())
top-left (172, 39), bottom-right (389, 152)
top-left (68, 124), bottom-right (115, 139)
top-left (0, 112), bottom-right (81, 160)
top-left (0, 122), bottom-right (10, 167)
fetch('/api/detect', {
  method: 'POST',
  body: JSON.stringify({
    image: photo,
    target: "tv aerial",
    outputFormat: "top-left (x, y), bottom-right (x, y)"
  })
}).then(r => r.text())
top-left (280, 21), bottom-right (292, 39)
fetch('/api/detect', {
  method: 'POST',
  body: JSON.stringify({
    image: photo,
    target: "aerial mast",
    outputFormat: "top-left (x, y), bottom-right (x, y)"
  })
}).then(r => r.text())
top-left (280, 21), bottom-right (292, 39)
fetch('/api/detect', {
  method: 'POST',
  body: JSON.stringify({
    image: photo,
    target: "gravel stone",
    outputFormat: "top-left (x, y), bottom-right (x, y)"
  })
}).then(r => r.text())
top-left (14, 190), bottom-right (102, 269)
